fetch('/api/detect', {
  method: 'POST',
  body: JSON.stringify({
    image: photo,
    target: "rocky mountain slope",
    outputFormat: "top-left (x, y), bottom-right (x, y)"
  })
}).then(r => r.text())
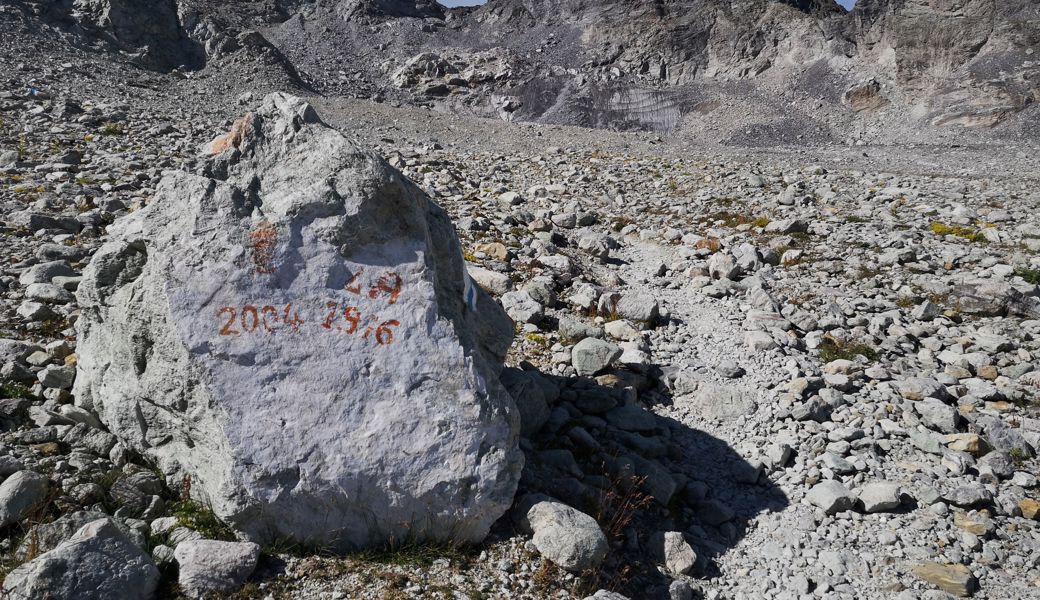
top-left (5, 0), bottom-right (1037, 143)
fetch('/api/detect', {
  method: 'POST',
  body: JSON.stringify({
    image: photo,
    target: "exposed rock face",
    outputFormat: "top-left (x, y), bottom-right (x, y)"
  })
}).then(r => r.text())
top-left (38, 0), bottom-right (205, 70)
top-left (848, 0), bottom-right (1040, 126)
top-left (74, 93), bottom-right (522, 550)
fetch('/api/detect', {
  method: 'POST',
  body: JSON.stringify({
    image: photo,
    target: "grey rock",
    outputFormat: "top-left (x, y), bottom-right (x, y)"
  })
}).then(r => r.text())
top-left (616, 293), bottom-right (659, 326)
top-left (0, 471), bottom-right (49, 528)
top-left (19, 261), bottom-right (77, 286)
top-left (914, 398), bottom-right (961, 434)
top-left (571, 337), bottom-right (622, 376)
top-left (3, 519), bottom-right (159, 600)
top-left (518, 495), bottom-right (608, 572)
top-left (25, 283), bottom-right (74, 304)
top-left (174, 539), bottom-right (260, 597)
top-left (943, 485), bottom-right (993, 509)
top-left (707, 252), bottom-right (739, 280)
top-left (806, 480), bottom-right (856, 515)
top-left (499, 367), bottom-right (551, 437)
top-left (858, 481), bottom-right (902, 513)
top-left (16, 511), bottom-right (137, 560)
top-left (73, 94), bottom-right (521, 550)
top-left (501, 290), bottom-right (544, 324)
top-left (466, 265), bottom-right (513, 295)
top-left (37, 364), bottom-right (76, 389)
top-left (652, 530), bottom-right (697, 575)
top-left (557, 316), bottom-right (601, 342)
top-left (896, 377), bottom-right (948, 401)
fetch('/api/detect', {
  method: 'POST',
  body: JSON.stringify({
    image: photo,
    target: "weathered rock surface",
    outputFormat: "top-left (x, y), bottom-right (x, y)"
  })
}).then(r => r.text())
top-left (175, 539), bottom-right (261, 598)
top-left (2, 519), bottom-right (159, 600)
top-left (911, 562), bottom-right (979, 597)
top-left (74, 93), bottom-right (522, 550)
top-left (518, 495), bottom-right (608, 572)
top-left (0, 470), bottom-right (49, 528)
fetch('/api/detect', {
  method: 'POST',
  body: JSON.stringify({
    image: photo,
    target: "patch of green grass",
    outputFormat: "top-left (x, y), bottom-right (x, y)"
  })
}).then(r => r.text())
top-left (349, 541), bottom-right (473, 568)
top-left (856, 266), bottom-right (882, 280)
top-left (818, 338), bottom-right (879, 363)
top-left (37, 318), bottom-right (69, 338)
top-left (173, 500), bottom-right (236, 541)
top-left (846, 215), bottom-right (868, 223)
top-left (1009, 447), bottom-right (1026, 466)
top-left (930, 222), bottom-right (985, 243)
top-left (1015, 267), bottom-right (1040, 285)
top-left (101, 122), bottom-right (123, 136)
top-left (524, 332), bottom-right (549, 349)
top-left (0, 382), bottom-right (32, 400)
top-left (895, 296), bottom-right (916, 308)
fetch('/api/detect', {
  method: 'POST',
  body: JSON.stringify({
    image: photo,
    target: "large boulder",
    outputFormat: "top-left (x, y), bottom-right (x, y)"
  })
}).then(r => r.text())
top-left (74, 93), bottom-right (522, 550)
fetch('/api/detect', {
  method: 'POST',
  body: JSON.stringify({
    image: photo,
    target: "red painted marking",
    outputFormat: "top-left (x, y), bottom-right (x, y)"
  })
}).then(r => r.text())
top-left (369, 272), bottom-right (403, 305)
top-left (344, 268), bottom-right (365, 295)
top-left (218, 307), bottom-right (238, 336)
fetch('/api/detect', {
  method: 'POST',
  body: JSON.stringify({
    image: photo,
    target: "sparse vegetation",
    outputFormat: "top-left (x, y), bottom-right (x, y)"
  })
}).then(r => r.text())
top-left (930, 222), bottom-right (985, 243)
top-left (524, 332), bottom-right (549, 348)
top-left (818, 338), bottom-right (880, 363)
top-left (0, 382), bottom-right (32, 400)
top-left (1015, 267), bottom-right (1040, 285)
top-left (101, 122), bottom-right (123, 136)
top-left (702, 211), bottom-right (771, 229)
top-left (610, 216), bottom-right (633, 232)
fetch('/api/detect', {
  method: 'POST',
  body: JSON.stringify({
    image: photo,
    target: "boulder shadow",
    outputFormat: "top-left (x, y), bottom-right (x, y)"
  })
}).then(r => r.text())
top-left (502, 361), bottom-right (791, 598)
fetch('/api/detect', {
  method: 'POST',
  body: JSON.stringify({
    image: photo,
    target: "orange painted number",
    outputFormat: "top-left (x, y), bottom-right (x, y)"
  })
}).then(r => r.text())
top-left (282, 304), bottom-right (305, 333)
top-left (218, 307), bottom-right (238, 336)
top-left (260, 305), bottom-right (279, 332)
top-left (240, 305), bottom-right (260, 332)
top-left (369, 272), bottom-right (402, 305)
top-left (376, 320), bottom-right (400, 345)
top-left (343, 306), bottom-right (361, 334)
top-left (344, 268), bottom-right (365, 295)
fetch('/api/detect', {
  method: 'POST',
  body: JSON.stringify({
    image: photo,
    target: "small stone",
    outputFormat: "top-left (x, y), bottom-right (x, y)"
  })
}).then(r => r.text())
top-left (717, 360), bottom-right (745, 378)
top-left (571, 338), bottom-right (622, 376)
top-left (896, 377), bottom-right (947, 401)
top-left (37, 364), bottom-right (76, 389)
top-left (911, 562), bottom-right (978, 597)
top-left (806, 480), bottom-right (856, 515)
top-left (943, 486), bottom-right (992, 509)
top-left (745, 330), bottom-right (776, 351)
top-left (604, 319), bottom-right (640, 341)
top-left (501, 290), bottom-right (544, 324)
top-left (953, 512), bottom-right (996, 536)
top-left (519, 496), bottom-right (608, 572)
top-left (858, 481), bottom-right (902, 513)
top-left (0, 471), bottom-right (50, 528)
top-left (467, 266), bottom-right (513, 295)
top-left (943, 433), bottom-right (988, 456)
top-left (1018, 498), bottom-right (1040, 520)
top-left (616, 293), bottom-right (659, 326)
top-left (652, 531), bottom-right (697, 575)
top-left (174, 539), bottom-right (261, 597)
top-left (914, 399), bottom-right (961, 434)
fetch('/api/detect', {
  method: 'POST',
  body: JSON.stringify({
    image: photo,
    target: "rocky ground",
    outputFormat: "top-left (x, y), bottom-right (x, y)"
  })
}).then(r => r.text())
top-left (1, 45), bottom-right (1040, 600)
